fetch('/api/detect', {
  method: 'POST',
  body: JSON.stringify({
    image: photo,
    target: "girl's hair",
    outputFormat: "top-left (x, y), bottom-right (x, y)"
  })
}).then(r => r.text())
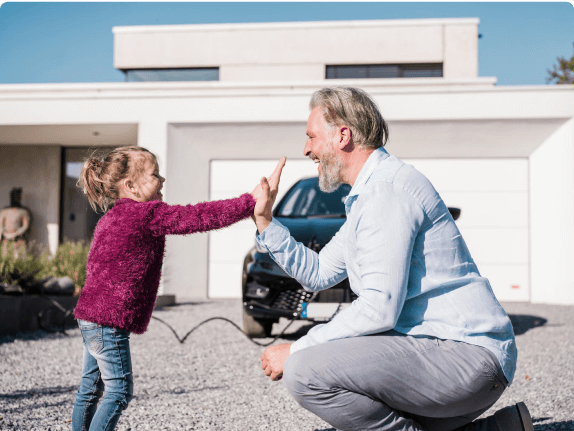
top-left (77, 146), bottom-right (157, 212)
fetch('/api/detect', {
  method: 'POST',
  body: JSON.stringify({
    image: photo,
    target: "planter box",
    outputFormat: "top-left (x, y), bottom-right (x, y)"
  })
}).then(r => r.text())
top-left (0, 295), bottom-right (78, 336)
top-left (0, 294), bottom-right (177, 336)
top-left (154, 294), bottom-right (176, 308)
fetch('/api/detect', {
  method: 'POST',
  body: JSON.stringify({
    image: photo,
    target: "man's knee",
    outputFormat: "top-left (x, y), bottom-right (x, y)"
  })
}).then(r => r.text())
top-left (284, 348), bottom-right (332, 408)
top-left (284, 350), bottom-right (313, 403)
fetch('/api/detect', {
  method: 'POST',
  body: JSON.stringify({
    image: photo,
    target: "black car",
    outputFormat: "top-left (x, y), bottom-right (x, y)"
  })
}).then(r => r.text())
top-left (241, 176), bottom-right (460, 338)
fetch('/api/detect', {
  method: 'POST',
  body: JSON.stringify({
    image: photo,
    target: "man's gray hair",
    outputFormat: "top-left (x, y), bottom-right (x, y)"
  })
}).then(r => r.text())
top-left (310, 86), bottom-right (389, 149)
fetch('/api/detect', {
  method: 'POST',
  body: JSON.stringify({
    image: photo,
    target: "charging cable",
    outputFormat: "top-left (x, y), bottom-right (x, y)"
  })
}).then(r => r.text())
top-left (38, 292), bottom-right (346, 348)
top-left (151, 292), bottom-right (319, 347)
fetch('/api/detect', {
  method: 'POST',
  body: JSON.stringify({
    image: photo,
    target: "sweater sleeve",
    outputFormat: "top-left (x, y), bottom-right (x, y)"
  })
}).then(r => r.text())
top-left (147, 193), bottom-right (256, 237)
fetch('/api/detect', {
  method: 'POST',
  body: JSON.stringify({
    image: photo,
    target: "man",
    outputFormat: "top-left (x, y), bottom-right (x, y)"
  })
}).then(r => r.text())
top-left (253, 87), bottom-right (533, 431)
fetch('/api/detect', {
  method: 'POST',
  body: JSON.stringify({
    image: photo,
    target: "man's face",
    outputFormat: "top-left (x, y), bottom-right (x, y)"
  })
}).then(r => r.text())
top-left (304, 107), bottom-right (344, 192)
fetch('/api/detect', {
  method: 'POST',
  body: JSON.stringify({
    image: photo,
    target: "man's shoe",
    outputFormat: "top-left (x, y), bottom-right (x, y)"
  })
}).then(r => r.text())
top-left (494, 402), bottom-right (534, 431)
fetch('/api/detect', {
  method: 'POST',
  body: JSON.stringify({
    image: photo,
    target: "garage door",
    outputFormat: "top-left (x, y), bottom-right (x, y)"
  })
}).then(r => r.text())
top-left (209, 159), bottom-right (318, 298)
top-left (404, 158), bottom-right (530, 302)
top-left (209, 158), bottom-right (530, 302)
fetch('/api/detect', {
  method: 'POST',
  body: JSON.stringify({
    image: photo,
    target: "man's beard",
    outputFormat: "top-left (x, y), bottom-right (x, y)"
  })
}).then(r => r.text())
top-left (318, 142), bottom-right (344, 193)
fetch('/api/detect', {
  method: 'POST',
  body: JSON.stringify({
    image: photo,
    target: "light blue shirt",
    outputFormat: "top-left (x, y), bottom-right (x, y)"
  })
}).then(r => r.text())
top-left (256, 147), bottom-right (517, 384)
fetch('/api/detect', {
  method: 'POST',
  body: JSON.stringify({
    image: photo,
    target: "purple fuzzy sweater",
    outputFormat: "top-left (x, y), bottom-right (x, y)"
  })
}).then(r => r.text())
top-left (74, 194), bottom-right (256, 334)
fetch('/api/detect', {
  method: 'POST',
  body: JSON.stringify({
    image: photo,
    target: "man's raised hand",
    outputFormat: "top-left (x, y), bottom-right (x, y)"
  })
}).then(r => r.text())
top-left (251, 157), bottom-right (286, 233)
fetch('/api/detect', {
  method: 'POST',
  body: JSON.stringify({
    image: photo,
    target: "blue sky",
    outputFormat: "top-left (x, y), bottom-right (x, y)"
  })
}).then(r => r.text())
top-left (0, 2), bottom-right (572, 86)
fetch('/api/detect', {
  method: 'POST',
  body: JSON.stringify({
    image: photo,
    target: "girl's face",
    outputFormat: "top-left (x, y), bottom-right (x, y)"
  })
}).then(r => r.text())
top-left (133, 157), bottom-right (165, 202)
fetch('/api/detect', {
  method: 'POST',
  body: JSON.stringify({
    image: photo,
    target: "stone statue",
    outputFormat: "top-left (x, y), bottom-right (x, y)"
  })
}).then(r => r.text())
top-left (0, 188), bottom-right (32, 255)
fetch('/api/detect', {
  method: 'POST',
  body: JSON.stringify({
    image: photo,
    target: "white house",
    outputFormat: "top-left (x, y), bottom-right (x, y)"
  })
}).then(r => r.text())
top-left (0, 18), bottom-right (572, 304)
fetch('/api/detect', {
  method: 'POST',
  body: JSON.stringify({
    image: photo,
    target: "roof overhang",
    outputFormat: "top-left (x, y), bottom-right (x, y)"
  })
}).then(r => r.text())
top-left (0, 79), bottom-right (572, 158)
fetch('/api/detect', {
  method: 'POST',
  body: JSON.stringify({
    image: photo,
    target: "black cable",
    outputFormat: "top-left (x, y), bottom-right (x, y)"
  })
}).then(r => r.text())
top-left (151, 292), bottom-right (319, 347)
top-left (38, 291), bottom-right (351, 349)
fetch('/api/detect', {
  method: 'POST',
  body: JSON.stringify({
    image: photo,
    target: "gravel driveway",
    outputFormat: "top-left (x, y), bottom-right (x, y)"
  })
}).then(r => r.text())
top-left (1, 299), bottom-right (573, 430)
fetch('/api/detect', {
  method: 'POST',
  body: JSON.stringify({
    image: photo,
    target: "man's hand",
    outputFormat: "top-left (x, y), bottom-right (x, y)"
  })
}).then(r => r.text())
top-left (260, 343), bottom-right (291, 381)
top-left (251, 157), bottom-right (286, 233)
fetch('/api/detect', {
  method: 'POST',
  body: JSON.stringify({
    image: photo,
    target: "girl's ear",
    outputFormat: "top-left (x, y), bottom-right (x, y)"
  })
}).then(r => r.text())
top-left (121, 178), bottom-right (139, 198)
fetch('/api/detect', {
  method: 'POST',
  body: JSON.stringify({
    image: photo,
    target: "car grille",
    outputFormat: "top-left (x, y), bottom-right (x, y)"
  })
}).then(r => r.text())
top-left (271, 288), bottom-right (314, 312)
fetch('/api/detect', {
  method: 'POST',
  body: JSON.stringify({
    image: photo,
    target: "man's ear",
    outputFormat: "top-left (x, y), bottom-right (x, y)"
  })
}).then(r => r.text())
top-left (337, 125), bottom-right (353, 150)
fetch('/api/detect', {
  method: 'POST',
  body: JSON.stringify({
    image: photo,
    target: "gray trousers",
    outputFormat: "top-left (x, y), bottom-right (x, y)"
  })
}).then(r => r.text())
top-left (283, 331), bottom-right (507, 431)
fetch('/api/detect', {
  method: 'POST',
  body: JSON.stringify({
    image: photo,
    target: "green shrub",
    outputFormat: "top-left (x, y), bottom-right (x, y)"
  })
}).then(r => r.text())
top-left (0, 241), bottom-right (45, 293)
top-left (0, 240), bottom-right (91, 295)
top-left (37, 241), bottom-right (91, 294)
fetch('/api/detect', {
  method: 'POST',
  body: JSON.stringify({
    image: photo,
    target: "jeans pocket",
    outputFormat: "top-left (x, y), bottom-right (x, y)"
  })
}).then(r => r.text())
top-left (79, 321), bottom-right (104, 355)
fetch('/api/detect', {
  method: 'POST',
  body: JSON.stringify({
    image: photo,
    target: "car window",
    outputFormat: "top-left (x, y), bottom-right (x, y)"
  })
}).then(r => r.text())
top-left (276, 178), bottom-right (351, 218)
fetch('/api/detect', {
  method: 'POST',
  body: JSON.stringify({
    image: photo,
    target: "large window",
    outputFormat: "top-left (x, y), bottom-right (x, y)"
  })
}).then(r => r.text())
top-left (124, 68), bottom-right (219, 82)
top-left (326, 63), bottom-right (443, 79)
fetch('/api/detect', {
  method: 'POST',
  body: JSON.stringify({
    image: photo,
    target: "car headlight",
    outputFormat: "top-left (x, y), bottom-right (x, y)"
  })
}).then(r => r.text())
top-left (255, 241), bottom-right (269, 254)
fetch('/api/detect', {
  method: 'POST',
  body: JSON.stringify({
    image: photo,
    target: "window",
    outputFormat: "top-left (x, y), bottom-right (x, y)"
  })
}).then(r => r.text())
top-left (275, 178), bottom-right (351, 218)
top-left (326, 64), bottom-right (443, 79)
top-left (124, 68), bottom-right (219, 82)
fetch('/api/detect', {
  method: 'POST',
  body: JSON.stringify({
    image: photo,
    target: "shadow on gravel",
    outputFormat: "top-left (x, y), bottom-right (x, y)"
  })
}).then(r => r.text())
top-left (0, 385), bottom-right (77, 400)
top-left (534, 420), bottom-right (574, 430)
top-left (3, 399), bottom-right (71, 414)
top-left (276, 314), bottom-right (551, 341)
top-left (508, 314), bottom-right (548, 336)
top-left (0, 386), bottom-right (76, 413)
top-left (0, 328), bottom-right (79, 345)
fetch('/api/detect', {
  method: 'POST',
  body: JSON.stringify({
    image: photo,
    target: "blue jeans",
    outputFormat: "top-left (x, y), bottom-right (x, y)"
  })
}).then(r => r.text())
top-left (72, 320), bottom-right (133, 431)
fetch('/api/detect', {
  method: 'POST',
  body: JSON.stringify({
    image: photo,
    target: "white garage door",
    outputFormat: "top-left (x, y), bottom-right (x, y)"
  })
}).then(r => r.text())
top-left (209, 159), bottom-right (319, 298)
top-left (404, 158), bottom-right (530, 302)
top-left (209, 158), bottom-right (530, 302)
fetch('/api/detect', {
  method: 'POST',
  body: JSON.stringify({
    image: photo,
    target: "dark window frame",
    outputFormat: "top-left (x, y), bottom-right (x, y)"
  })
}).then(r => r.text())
top-left (122, 67), bottom-right (220, 82)
top-left (326, 63), bottom-right (443, 79)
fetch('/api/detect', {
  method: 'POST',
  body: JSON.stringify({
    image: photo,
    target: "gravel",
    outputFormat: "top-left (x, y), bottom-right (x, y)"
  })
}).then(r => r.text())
top-left (1, 299), bottom-right (573, 431)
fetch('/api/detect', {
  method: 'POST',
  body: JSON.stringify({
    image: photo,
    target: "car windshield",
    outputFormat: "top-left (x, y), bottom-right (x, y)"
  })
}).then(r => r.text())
top-left (275, 178), bottom-right (351, 218)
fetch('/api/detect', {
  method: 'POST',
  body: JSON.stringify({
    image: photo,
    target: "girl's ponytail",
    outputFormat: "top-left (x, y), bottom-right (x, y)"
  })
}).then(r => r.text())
top-left (78, 155), bottom-right (107, 212)
top-left (77, 146), bottom-right (155, 212)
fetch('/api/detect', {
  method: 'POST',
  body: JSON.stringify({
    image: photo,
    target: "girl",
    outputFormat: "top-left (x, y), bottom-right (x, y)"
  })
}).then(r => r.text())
top-left (72, 146), bottom-right (283, 430)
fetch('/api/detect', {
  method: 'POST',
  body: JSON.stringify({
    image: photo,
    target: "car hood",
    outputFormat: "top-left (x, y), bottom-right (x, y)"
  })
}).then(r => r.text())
top-left (275, 216), bottom-right (346, 249)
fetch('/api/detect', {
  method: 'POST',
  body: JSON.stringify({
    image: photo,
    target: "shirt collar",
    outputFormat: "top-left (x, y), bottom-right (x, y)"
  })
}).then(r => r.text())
top-left (344, 147), bottom-right (389, 214)
top-left (348, 147), bottom-right (389, 198)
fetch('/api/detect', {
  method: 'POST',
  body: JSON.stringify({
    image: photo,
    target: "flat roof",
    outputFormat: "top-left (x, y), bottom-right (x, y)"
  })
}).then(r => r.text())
top-left (112, 18), bottom-right (480, 34)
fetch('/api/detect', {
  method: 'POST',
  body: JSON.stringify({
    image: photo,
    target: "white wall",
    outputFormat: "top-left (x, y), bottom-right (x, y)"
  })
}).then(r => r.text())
top-left (530, 119), bottom-right (574, 305)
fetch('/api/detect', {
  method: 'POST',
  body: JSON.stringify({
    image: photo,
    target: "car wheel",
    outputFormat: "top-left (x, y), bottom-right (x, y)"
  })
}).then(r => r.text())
top-left (243, 310), bottom-right (273, 338)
